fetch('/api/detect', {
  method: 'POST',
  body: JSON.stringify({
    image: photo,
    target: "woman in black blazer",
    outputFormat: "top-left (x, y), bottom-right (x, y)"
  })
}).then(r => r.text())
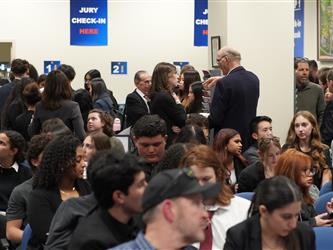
top-left (224, 176), bottom-right (315, 250)
top-left (29, 70), bottom-right (85, 141)
top-left (149, 62), bottom-right (186, 146)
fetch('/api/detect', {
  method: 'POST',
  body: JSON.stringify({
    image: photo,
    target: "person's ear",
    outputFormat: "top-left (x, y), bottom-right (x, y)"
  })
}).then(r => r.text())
top-left (258, 204), bottom-right (268, 218)
top-left (163, 135), bottom-right (168, 144)
top-left (112, 190), bottom-right (126, 205)
top-left (252, 132), bottom-right (259, 141)
top-left (161, 199), bottom-right (175, 223)
top-left (133, 136), bottom-right (138, 146)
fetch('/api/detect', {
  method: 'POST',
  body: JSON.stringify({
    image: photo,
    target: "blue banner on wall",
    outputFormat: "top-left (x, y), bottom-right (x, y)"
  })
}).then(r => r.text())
top-left (194, 0), bottom-right (208, 47)
top-left (70, 0), bottom-right (108, 46)
top-left (294, 0), bottom-right (304, 58)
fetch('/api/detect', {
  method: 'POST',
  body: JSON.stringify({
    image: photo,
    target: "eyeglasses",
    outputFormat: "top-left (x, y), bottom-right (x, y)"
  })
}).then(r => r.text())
top-left (216, 55), bottom-right (228, 63)
top-left (301, 167), bottom-right (317, 176)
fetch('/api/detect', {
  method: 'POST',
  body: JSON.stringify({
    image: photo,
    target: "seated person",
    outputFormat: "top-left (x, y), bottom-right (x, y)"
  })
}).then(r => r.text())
top-left (27, 135), bottom-right (90, 249)
top-left (68, 152), bottom-right (147, 250)
top-left (238, 136), bottom-right (281, 193)
top-left (180, 145), bottom-right (250, 249)
top-left (6, 134), bottom-right (51, 244)
top-left (131, 115), bottom-right (167, 181)
top-left (0, 130), bottom-right (31, 212)
top-left (224, 176), bottom-right (315, 250)
top-left (243, 116), bottom-right (273, 165)
top-left (110, 168), bottom-right (220, 250)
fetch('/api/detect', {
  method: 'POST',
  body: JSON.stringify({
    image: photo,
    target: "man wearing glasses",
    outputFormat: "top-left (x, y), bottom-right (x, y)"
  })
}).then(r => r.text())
top-left (208, 46), bottom-right (260, 150)
top-left (110, 168), bottom-right (220, 250)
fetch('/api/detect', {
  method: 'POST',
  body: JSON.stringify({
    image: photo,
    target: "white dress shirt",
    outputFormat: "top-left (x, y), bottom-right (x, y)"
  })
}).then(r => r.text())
top-left (193, 196), bottom-right (250, 250)
top-left (135, 88), bottom-right (150, 113)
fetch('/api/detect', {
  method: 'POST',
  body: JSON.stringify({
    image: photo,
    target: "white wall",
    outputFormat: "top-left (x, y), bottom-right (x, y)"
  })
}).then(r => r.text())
top-left (0, 0), bottom-right (208, 102)
top-left (304, 0), bottom-right (333, 67)
top-left (208, 0), bottom-right (294, 142)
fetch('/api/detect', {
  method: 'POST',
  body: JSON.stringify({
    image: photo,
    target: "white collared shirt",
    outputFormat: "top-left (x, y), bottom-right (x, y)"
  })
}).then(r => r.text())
top-left (135, 88), bottom-right (150, 113)
top-left (0, 162), bottom-right (19, 172)
top-left (193, 196), bottom-right (250, 250)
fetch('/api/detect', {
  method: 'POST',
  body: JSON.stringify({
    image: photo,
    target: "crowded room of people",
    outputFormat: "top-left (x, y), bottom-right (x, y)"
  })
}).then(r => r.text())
top-left (1, 1), bottom-right (333, 250)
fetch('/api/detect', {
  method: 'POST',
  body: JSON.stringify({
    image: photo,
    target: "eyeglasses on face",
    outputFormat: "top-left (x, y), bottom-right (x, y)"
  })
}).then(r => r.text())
top-left (301, 167), bottom-right (317, 176)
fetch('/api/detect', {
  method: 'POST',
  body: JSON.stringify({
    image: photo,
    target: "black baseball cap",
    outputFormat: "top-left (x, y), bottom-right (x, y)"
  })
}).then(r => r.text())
top-left (142, 168), bottom-right (221, 212)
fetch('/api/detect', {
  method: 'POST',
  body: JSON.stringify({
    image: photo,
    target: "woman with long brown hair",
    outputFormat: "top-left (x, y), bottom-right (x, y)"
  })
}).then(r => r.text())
top-left (284, 111), bottom-right (332, 189)
top-left (275, 149), bottom-right (333, 227)
top-left (213, 128), bottom-right (248, 190)
top-left (29, 70), bottom-right (85, 141)
top-left (179, 144), bottom-right (250, 249)
top-left (149, 62), bottom-right (186, 145)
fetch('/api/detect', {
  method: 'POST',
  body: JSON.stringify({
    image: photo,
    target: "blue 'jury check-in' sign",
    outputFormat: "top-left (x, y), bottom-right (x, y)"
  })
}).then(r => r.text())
top-left (111, 62), bottom-right (127, 75)
top-left (44, 61), bottom-right (61, 74)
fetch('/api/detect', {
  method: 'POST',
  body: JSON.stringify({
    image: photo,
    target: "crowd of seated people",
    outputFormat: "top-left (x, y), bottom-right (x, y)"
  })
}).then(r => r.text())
top-left (1, 55), bottom-right (333, 250)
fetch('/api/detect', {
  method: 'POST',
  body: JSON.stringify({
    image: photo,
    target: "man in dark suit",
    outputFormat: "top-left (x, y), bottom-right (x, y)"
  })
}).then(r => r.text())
top-left (0, 59), bottom-right (29, 116)
top-left (124, 71), bottom-right (151, 127)
top-left (208, 47), bottom-right (260, 150)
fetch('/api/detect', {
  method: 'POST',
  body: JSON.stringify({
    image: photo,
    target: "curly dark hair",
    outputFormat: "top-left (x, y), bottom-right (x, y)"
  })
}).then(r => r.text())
top-left (1, 130), bottom-right (26, 163)
top-left (33, 135), bottom-right (81, 189)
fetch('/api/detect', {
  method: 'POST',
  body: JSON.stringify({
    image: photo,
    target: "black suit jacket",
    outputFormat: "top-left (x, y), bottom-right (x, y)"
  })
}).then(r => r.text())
top-left (224, 214), bottom-right (315, 250)
top-left (125, 90), bottom-right (149, 127)
top-left (68, 207), bottom-right (139, 250)
top-left (209, 66), bottom-right (259, 150)
top-left (237, 161), bottom-right (265, 193)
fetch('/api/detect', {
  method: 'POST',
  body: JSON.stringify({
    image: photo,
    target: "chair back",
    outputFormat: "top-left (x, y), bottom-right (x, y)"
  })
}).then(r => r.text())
top-left (235, 192), bottom-right (254, 201)
top-left (314, 227), bottom-right (333, 250)
top-left (319, 181), bottom-right (332, 196)
top-left (21, 224), bottom-right (32, 250)
top-left (314, 191), bottom-right (333, 214)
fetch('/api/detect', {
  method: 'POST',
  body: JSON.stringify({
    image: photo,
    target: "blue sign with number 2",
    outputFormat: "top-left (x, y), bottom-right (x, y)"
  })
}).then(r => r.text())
top-left (111, 62), bottom-right (127, 75)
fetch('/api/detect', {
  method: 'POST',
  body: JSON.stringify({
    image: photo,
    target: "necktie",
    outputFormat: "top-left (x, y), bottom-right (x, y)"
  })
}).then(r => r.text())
top-left (199, 210), bottom-right (214, 250)
top-left (143, 95), bottom-right (151, 113)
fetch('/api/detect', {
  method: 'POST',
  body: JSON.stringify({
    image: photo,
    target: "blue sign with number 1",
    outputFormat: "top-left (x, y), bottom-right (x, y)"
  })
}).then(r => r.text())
top-left (111, 62), bottom-right (127, 75)
top-left (44, 61), bottom-right (61, 74)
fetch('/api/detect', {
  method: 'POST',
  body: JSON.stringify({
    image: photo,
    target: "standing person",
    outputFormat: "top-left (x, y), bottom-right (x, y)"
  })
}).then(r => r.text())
top-left (243, 115), bottom-right (273, 165)
top-left (284, 111), bottom-right (332, 189)
top-left (238, 137), bottom-right (281, 193)
top-left (124, 70), bottom-right (151, 127)
top-left (321, 68), bottom-right (333, 146)
top-left (179, 145), bottom-right (250, 249)
top-left (149, 62), bottom-right (186, 146)
top-left (90, 78), bottom-right (115, 116)
top-left (0, 59), bottom-right (29, 116)
top-left (224, 176), bottom-right (315, 250)
top-left (294, 58), bottom-right (325, 124)
top-left (185, 81), bottom-right (204, 114)
top-left (82, 132), bottom-right (111, 163)
top-left (208, 47), bottom-right (260, 150)
top-left (110, 168), bottom-right (220, 250)
top-left (213, 128), bottom-right (248, 191)
top-left (28, 70), bottom-right (85, 141)
top-left (27, 135), bottom-right (91, 250)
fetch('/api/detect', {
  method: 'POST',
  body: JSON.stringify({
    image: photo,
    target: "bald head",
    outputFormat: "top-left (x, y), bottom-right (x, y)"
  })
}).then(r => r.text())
top-left (219, 47), bottom-right (241, 61)
top-left (216, 46), bottom-right (241, 75)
